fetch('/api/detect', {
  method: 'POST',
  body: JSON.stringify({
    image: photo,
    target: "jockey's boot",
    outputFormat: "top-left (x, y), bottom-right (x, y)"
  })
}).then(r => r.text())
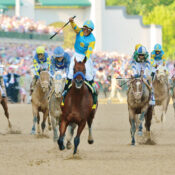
top-left (0, 76), bottom-right (6, 98)
top-left (86, 80), bottom-right (98, 110)
top-left (61, 78), bottom-right (72, 106)
top-left (30, 76), bottom-right (38, 95)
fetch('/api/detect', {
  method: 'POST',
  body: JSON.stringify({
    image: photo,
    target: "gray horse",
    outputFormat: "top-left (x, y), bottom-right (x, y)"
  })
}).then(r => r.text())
top-left (127, 77), bottom-right (153, 145)
top-left (49, 71), bottom-right (66, 141)
top-left (153, 65), bottom-right (170, 122)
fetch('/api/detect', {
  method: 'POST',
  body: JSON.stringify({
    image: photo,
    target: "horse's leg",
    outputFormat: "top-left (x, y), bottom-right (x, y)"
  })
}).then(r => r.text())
top-left (1, 99), bottom-right (11, 128)
top-left (58, 120), bottom-right (68, 150)
top-left (73, 121), bottom-right (86, 154)
top-left (173, 95), bottom-right (175, 118)
top-left (37, 111), bottom-right (41, 134)
top-left (31, 105), bottom-right (38, 134)
top-left (138, 111), bottom-right (145, 136)
top-left (66, 123), bottom-right (76, 149)
top-left (145, 105), bottom-right (153, 141)
top-left (87, 117), bottom-right (94, 144)
top-left (51, 115), bottom-right (58, 142)
top-left (47, 115), bottom-right (52, 131)
top-left (161, 100), bottom-right (167, 122)
top-left (41, 109), bottom-right (49, 133)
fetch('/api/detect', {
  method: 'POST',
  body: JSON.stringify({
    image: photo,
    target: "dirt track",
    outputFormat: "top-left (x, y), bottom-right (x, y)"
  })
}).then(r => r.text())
top-left (0, 104), bottom-right (175, 175)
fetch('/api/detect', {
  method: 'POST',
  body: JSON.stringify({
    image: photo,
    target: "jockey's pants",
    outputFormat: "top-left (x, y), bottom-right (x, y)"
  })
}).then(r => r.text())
top-left (68, 52), bottom-right (94, 81)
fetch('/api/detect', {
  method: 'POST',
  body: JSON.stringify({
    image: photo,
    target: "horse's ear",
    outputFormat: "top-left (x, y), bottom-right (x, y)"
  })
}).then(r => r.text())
top-left (83, 56), bottom-right (87, 64)
top-left (74, 57), bottom-right (77, 65)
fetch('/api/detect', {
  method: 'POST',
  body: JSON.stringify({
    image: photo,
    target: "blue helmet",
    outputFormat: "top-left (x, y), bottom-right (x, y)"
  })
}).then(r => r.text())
top-left (137, 46), bottom-right (147, 55)
top-left (83, 20), bottom-right (94, 30)
top-left (154, 44), bottom-right (162, 51)
top-left (53, 46), bottom-right (64, 58)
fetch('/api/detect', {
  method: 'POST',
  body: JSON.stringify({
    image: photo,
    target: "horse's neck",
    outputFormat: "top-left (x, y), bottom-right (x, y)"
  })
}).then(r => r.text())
top-left (153, 78), bottom-right (167, 92)
top-left (34, 81), bottom-right (46, 98)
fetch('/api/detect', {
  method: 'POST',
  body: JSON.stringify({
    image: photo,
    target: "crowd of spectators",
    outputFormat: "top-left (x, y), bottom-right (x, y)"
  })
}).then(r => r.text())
top-left (0, 42), bottom-right (174, 103)
top-left (0, 15), bottom-right (59, 34)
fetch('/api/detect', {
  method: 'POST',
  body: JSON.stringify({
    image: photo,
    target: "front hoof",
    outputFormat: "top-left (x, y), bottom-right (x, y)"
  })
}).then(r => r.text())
top-left (30, 130), bottom-right (36, 135)
top-left (131, 138), bottom-right (135, 145)
top-left (57, 138), bottom-right (65, 150)
top-left (88, 140), bottom-right (94, 144)
top-left (66, 141), bottom-right (72, 150)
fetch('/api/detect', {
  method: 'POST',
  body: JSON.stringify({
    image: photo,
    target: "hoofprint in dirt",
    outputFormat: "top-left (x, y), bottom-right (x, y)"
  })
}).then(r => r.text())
top-left (0, 104), bottom-right (175, 175)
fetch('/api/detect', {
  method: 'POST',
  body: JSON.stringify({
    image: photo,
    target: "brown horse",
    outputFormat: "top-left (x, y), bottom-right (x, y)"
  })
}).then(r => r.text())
top-left (58, 58), bottom-right (97, 154)
top-left (31, 70), bottom-right (51, 134)
top-left (127, 77), bottom-right (153, 145)
top-left (0, 91), bottom-right (11, 129)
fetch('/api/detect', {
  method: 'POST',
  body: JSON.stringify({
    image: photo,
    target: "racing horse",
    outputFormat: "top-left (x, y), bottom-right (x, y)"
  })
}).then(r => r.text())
top-left (127, 75), bottom-right (153, 145)
top-left (57, 58), bottom-right (97, 154)
top-left (153, 65), bottom-right (170, 122)
top-left (49, 70), bottom-right (66, 141)
top-left (31, 70), bottom-right (51, 134)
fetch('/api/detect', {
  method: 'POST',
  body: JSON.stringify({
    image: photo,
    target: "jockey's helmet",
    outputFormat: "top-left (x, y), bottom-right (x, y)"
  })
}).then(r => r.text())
top-left (83, 20), bottom-right (94, 31)
top-left (137, 46), bottom-right (147, 62)
top-left (138, 46), bottom-right (147, 55)
top-left (53, 46), bottom-right (64, 58)
top-left (135, 44), bottom-right (142, 51)
top-left (36, 46), bottom-right (45, 54)
top-left (154, 44), bottom-right (162, 51)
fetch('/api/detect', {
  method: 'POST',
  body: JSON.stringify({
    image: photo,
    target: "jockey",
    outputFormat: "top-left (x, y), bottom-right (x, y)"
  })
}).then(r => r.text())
top-left (50, 46), bottom-right (71, 77)
top-left (0, 63), bottom-right (6, 98)
top-left (62, 17), bottom-right (97, 109)
top-left (150, 43), bottom-right (167, 79)
top-left (131, 46), bottom-right (155, 105)
top-left (30, 46), bottom-right (51, 94)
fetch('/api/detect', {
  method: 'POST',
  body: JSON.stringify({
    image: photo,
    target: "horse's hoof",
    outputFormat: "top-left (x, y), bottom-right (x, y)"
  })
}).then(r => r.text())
top-left (131, 138), bottom-right (135, 145)
top-left (57, 138), bottom-right (65, 150)
top-left (138, 131), bottom-right (143, 136)
top-left (88, 140), bottom-right (94, 144)
top-left (66, 141), bottom-right (72, 150)
top-left (30, 130), bottom-right (36, 135)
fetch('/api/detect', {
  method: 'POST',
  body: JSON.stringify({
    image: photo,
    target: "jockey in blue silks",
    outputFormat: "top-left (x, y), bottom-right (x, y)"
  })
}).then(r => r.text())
top-left (30, 46), bottom-right (51, 94)
top-left (150, 43), bottom-right (167, 79)
top-left (50, 46), bottom-right (71, 77)
top-left (131, 46), bottom-right (155, 105)
top-left (61, 17), bottom-right (97, 109)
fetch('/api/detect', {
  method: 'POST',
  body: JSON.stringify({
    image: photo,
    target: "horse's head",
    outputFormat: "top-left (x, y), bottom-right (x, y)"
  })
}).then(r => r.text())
top-left (73, 58), bottom-right (86, 89)
top-left (131, 78), bottom-right (143, 100)
top-left (53, 71), bottom-right (66, 98)
top-left (39, 71), bottom-right (50, 92)
top-left (155, 65), bottom-right (167, 84)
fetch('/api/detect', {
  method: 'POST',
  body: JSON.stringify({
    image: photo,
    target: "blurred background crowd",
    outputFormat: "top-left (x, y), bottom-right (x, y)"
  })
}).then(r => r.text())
top-left (0, 15), bottom-right (59, 34)
top-left (1, 42), bottom-right (174, 104)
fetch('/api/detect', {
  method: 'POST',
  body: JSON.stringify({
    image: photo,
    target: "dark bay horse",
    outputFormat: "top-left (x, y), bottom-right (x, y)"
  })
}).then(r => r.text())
top-left (127, 76), bottom-right (153, 145)
top-left (58, 58), bottom-right (97, 154)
